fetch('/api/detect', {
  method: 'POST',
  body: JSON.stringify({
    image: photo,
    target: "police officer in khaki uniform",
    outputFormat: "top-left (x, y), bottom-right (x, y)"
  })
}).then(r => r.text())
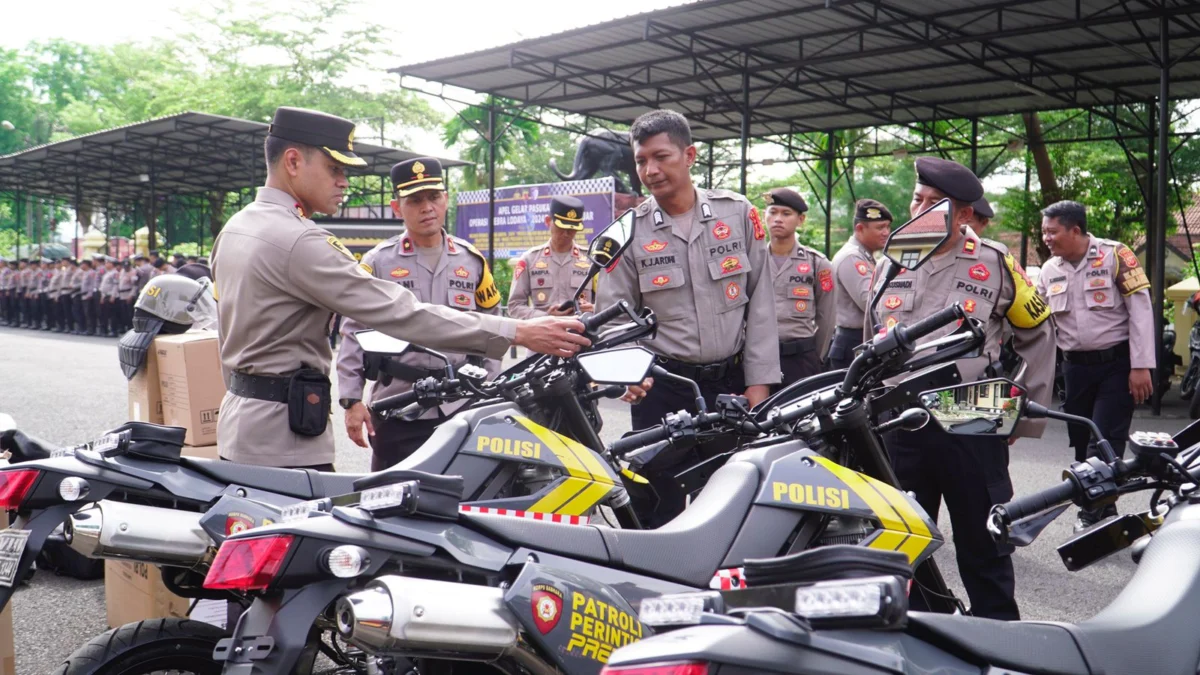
top-left (212, 107), bottom-right (588, 469)
top-left (0, 260), bottom-right (12, 326)
top-left (117, 260), bottom-right (137, 332)
top-left (99, 257), bottom-right (120, 336)
top-left (596, 109), bottom-right (779, 525)
top-left (45, 260), bottom-right (63, 332)
top-left (872, 157), bottom-right (1055, 620)
top-left (336, 157), bottom-right (504, 471)
top-left (1036, 200), bottom-right (1155, 531)
top-left (762, 188), bottom-right (834, 385)
top-left (829, 199), bottom-right (892, 369)
top-left (508, 196), bottom-right (596, 319)
top-left (18, 260), bottom-right (33, 327)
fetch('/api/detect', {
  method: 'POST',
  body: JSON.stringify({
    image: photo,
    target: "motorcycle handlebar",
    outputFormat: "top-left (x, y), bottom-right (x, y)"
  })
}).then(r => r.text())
top-left (370, 389), bottom-right (421, 413)
top-left (582, 301), bottom-right (629, 334)
top-left (997, 479), bottom-right (1076, 522)
top-left (895, 304), bottom-right (964, 347)
top-left (609, 426), bottom-right (672, 457)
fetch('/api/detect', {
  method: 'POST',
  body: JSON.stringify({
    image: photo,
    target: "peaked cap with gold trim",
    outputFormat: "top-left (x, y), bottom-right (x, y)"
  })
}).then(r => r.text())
top-left (391, 157), bottom-right (446, 197)
top-left (550, 195), bottom-right (585, 230)
top-left (268, 106), bottom-right (365, 167)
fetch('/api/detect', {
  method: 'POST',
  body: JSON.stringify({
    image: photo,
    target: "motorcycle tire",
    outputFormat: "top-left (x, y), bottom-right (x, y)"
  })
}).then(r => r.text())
top-left (1191, 388), bottom-right (1200, 420)
top-left (1182, 358), bottom-right (1200, 400)
top-left (52, 618), bottom-right (228, 675)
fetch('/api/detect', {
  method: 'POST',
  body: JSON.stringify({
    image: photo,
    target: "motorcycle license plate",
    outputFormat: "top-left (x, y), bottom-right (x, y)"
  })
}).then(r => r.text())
top-left (0, 529), bottom-right (31, 587)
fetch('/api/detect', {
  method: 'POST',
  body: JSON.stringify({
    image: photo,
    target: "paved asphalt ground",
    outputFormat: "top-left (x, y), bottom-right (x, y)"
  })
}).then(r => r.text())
top-left (0, 325), bottom-right (1191, 673)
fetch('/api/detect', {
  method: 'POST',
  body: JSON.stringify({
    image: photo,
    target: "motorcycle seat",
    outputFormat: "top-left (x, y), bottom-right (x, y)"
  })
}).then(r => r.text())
top-left (179, 458), bottom-right (363, 500)
top-left (908, 516), bottom-right (1200, 675)
top-left (463, 461), bottom-right (760, 587)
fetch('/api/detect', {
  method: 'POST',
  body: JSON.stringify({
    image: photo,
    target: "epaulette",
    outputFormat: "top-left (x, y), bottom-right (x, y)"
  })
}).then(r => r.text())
top-left (803, 244), bottom-right (829, 260)
top-left (635, 200), bottom-right (653, 216)
top-left (453, 236), bottom-right (488, 264)
top-left (704, 188), bottom-right (747, 202)
top-left (978, 237), bottom-right (1010, 254)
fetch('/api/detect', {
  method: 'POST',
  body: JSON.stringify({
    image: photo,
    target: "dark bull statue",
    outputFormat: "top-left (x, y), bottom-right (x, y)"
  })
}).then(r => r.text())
top-left (549, 129), bottom-right (642, 195)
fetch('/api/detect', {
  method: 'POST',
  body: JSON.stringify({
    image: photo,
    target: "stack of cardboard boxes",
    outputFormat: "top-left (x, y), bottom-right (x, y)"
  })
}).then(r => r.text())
top-left (111, 331), bottom-right (226, 628)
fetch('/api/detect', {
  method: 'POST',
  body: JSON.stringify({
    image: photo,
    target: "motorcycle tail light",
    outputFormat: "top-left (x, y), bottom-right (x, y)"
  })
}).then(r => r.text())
top-left (203, 535), bottom-right (294, 591)
top-left (601, 663), bottom-right (708, 675)
top-left (0, 470), bottom-right (40, 509)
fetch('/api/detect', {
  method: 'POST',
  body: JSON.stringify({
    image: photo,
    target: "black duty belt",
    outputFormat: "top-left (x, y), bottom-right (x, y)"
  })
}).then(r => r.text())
top-left (834, 326), bottom-right (861, 337)
top-left (1063, 342), bottom-right (1129, 366)
top-left (658, 352), bottom-right (743, 382)
top-left (228, 371), bottom-right (291, 403)
top-left (779, 337), bottom-right (818, 357)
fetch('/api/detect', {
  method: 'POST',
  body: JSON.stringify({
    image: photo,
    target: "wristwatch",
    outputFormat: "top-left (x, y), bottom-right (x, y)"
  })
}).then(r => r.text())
top-left (338, 398), bottom-right (361, 410)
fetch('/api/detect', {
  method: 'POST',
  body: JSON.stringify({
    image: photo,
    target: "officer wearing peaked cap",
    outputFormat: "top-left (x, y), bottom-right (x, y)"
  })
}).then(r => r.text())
top-left (508, 195), bottom-right (596, 319)
top-left (829, 199), bottom-right (893, 370)
top-left (871, 156), bottom-right (1055, 621)
top-left (763, 188), bottom-right (834, 385)
top-left (596, 109), bottom-right (779, 526)
top-left (212, 108), bottom-right (589, 469)
top-left (968, 196), bottom-right (995, 237)
top-left (336, 157), bottom-right (504, 471)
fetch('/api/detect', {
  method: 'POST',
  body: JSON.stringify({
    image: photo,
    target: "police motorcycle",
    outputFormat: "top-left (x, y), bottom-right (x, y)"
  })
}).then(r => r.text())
top-left (603, 385), bottom-right (1200, 675)
top-left (174, 209), bottom-right (990, 675)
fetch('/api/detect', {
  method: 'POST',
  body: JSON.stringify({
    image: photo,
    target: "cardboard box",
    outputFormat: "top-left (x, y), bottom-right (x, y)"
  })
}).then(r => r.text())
top-left (104, 560), bottom-right (191, 629)
top-left (0, 513), bottom-right (14, 675)
top-left (127, 342), bottom-right (164, 425)
top-left (183, 444), bottom-right (220, 460)
top-left (155, 332), bottom-right (225, 446)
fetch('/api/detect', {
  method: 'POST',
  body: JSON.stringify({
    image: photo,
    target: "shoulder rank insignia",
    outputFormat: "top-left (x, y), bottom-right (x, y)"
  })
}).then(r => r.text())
top-left (653, 210), bottom-right (664, 226)
top-left (1115, 245), bottom-right (1150, 295)
top-left (326, 236), bottom-right (356, 261)
top-left (749, 207), bottom-right (765, 241)
top-left (700, 202), bottom-right (713, 219)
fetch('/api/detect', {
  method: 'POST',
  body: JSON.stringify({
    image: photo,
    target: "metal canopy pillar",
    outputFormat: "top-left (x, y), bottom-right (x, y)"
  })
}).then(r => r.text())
top-left (739, 69), bottom-right (750, 195)
top-left (707, 143), bottom-right (715, 190)
top-left (487, 102), bottom-right (497, 270)
top-left (970, 118), bottom-right (979, 175)
top-left (825, 132), bottom-right (834, 257)
top-left (1152, 15), bottom-right (1170, 416)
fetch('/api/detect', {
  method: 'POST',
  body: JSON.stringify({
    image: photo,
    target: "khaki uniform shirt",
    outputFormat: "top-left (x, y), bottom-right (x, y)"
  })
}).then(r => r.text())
top-left (136, 264), bottom-right (153, 293)
top-left (100, 270), bottom-right (119, 298)
top-left (81, 269), bottom-right (99, 297)
top-left (871, 227), bottom-right (1055, 437)
top-left (1036, 235), bottom-right (1156, 369)
top-left (46, 269), bottom-right (62, 299)
top-left (507, 241), bottom-right (593, 319)
top-left (70, 268), bottom-right (85, 295)
top-left (336, 231), bottom-right (504, 419)
top-left (16, 269), bottom-right (28, 293)
top-left (212, 187), bottom-right (516, 467)
top-left (117, 270), bottom-right (137, 300)
top-left (0, 268), bottom-right (11, 291)
top-left (770, 238), bottom-right (835, 358)
top-left (596, 187), bottom-right (780, 386)
top-left (832, 237), bottom-right (876, 330)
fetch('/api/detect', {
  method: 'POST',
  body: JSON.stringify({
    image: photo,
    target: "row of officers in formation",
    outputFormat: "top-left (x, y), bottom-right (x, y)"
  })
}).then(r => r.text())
top-left (0, 252), bottom-right (205, 336)
top-left (140, 106), bottom-right (1153, 626)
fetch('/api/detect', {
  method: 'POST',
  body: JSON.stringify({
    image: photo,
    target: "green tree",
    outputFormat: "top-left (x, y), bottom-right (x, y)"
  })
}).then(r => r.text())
top-left (442, 97), bottom-right (540, 189)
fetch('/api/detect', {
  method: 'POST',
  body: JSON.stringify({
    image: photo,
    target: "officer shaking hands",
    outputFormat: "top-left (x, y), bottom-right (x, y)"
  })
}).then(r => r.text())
top-left (336, 157), bottom-right (504, 471)
top-left (508, 195), bottom-right (595, 318)
top-left (762, 188), bottom-right (834, 385)
top-left (872, 156), bottom-right (1055, 621)
top-left (1036, 200), bottom-right (1154, 531)
top-left (829, 199), bottom-right (892, 370)
top-left (212, 106), bottom-right (589, 469)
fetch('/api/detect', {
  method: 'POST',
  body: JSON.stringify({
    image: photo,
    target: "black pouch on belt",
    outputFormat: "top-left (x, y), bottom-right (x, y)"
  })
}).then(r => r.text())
top-left (287, 367), bottom-right (331, 437)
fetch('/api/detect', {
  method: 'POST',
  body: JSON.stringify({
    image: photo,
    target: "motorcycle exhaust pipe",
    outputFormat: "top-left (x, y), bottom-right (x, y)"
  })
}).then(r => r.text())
top-left (65, 501), bottom-right (214, 566)
top-left (336, 576), bottom-right (518, 653)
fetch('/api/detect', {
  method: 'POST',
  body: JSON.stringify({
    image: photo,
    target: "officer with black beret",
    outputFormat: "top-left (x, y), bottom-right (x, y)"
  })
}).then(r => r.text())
top-left (508, 195), bottom-right (596, 319)
top-left (211, 107), bottom-right (588, 469)
top-left (969, 197), bottom-right (995, 237)
top-left (870, 156), bottom-right (1055, 620)
top-left (763, 188), bottom-right (834, 384)
top-left (829, 198), bottom-right (893, 369)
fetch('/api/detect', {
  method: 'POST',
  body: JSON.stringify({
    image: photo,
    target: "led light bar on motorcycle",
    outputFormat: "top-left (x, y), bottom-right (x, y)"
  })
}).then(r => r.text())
top-left (0, 470), bottom-right (39, 509)
top-left (793, 575), bottom-right (907, 629)
top-left (358, 480), bottom-right (418, 516)
top-left (600, 663), bottom-right (709, 675)
top-left (280, 499), bottom-right (330, 524)
top-left (638, 592), bottom-right (723, 627)
top-left (203, 534), bottom-right (294, 591)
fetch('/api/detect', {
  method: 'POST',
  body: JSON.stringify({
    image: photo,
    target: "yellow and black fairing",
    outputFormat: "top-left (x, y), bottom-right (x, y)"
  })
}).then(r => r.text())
top-left (443, 404), bottom-right (622, 517)
top-left (721, 445), bottom-right (943, 567)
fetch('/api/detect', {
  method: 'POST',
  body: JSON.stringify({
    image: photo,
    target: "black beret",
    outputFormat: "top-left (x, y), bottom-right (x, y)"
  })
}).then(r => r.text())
top-left (914, 157), bottom-right (984, 203)
top-left (972, 197), bottom-right (995, 219)
top-left (550, 195), bottom-right (586, 231)
top-left (269, 106), bottom-right (366, 168)
top-left (763, 188), bottom-right (808, 214)
top-left (391, 157), bottom-right (446, 197)
top-left (854, 199), bottom-right (893, 223)
top-left (175, 263), bottom-right (213, 281)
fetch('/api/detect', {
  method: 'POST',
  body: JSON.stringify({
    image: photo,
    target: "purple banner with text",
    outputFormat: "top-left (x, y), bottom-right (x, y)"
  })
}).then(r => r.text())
top-left (454, 177), bottom-right (615, 259)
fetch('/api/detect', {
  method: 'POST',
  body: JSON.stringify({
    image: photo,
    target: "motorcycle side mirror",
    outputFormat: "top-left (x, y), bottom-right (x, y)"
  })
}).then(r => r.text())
top-left (869, 199), bottom-right (954, 328)
top-left (577, 346), bottom-right (656, 385)
top-left (563, 209), bottom-right (639, 313)
top-left (0, 414), bottom-right (14, 434)
top-left (355, 330), bottom-right (411, 356)
top-left (919, 378), bottom-right (1026, 438)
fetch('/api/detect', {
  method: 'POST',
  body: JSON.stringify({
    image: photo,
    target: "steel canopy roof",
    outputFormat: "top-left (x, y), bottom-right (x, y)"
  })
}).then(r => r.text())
top-left (0, 111), bottom-right (466, 205)
top-left (393, 0), bottom-right (1200, 141)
